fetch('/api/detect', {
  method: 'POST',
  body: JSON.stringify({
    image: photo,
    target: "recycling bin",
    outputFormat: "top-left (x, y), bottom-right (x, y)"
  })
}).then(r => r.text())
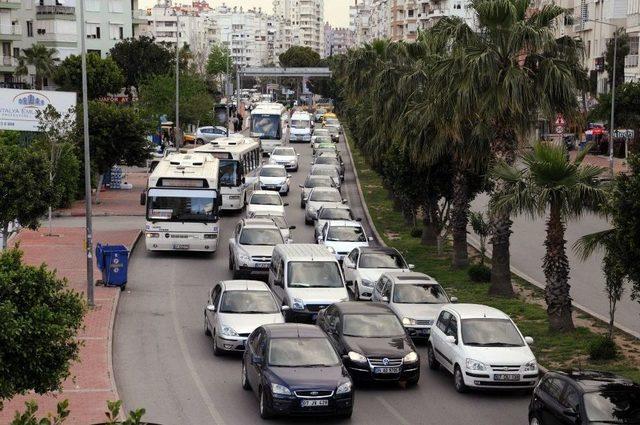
top-left (96, 243), bottom-right (129, 289)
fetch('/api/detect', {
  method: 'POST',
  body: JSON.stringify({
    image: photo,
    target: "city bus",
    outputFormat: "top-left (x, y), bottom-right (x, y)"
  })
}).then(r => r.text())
top-left (141, 152), bottom-right (221, 253)
top-left (250, 102), bottom-right (287, 155)
top-left (193, 136), bottom-right (262, 211)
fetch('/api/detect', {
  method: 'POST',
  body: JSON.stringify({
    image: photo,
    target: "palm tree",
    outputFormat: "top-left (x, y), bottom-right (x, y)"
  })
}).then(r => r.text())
top-left (492, 142), bottom-right (606, 331)
top-left (15, 44), bottom-right (59, 90)
top-left (431, 0), bottom-right (586, 295)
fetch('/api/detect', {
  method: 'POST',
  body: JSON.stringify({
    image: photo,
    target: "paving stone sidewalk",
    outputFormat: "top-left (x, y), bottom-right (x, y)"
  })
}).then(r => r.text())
top-left (570, 151), bottom-right (630, 174)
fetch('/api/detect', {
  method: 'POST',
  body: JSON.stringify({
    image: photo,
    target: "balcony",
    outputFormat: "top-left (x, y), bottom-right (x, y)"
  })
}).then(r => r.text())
top-left (625, 55), bottom-right (639, 68)
top-left (0, 0), bottom-right (21, 9)
top-left (36, 5), bottom-right (76, 20)
top-left (0, 24), bottom-right (21, 40)
top-left (132, 10), bottom-right (147, 25)
top-left (0, 55), bottom-right (18, 72)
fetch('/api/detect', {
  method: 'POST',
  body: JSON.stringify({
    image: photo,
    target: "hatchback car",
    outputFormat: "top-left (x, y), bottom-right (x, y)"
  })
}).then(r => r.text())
top-left (299, 175), bottom-right (338, 208)
top-left (242, 324), bottom-right (354, 419)
top-left (317, 220), bottom-right (371, 261)
top-left (309, 165), bottom-right (340, 188)
top-left (259, 164), bottom-right (291, 195)
top-left (229, 218), bottom-right (285, 278)
top-left (314, 205), bottom-right (355, 240)
top-left (248, 213), bottom-right (296, 244)
top-left (312, 137), bottom-right (334, 153)
top-left (372, 272), bottom-right (456, 338)
top-left (312, 128), bottom-right (331, 143)
top-left (343, 247), bottom-right (413, 301)
top-left (195, 126), bottom-right (227, 144)
top-left (312, 156), bottom-right (344, 181)
top-left (427, 304), bottom-right (538, 393)
top-left (305, 187), bottom-right (346, 224)
top-left (246, 190), bottom-right (288, 217)
top-left (204, 280), bottom-right (285, 355)
top-left (528, 370), bottom-right (640, 425)
top-left (317, 302), bottom-right (420, 386)
top-left (269, 147), bottom-right (299, 171)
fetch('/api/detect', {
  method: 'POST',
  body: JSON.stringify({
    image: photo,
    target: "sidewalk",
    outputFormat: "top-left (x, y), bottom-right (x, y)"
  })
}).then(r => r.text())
top-left (570, 151), bottom-right (630, 174)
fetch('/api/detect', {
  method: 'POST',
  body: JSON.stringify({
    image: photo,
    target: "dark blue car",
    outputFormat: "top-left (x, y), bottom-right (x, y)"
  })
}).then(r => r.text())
top-left (241, 323), bottom-right (354, 419)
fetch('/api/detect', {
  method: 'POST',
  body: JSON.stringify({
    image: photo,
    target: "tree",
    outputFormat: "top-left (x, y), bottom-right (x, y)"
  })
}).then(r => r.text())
top-left (0, 145), bottom-right (54, 250)
top-left (109, 37), bottom-right (174, 101)
top-left (605, 28), bottom-right (630, 92)
top-left (470, 211), bottom-right (491, 265)
top-left (589, 82), bottom-right (640, 139)
top-left (15, 44), bottom-right (59, 90)
top-left (0, 248), bottom-right (85, 401)
top-left (53, 53), bottom-right (124, 100)
top-left (206, 44), bottom-right (233, 78)
top-left (493, 142), bottom-right (606, 331)
top-left (279, 46), bottom-right (321, 67)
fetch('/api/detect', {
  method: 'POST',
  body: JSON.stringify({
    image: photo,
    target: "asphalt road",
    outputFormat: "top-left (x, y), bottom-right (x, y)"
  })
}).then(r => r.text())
top-left (471, 194), bottom-right (640, 337)
top-left (114, 132), bottom-right (531, 425)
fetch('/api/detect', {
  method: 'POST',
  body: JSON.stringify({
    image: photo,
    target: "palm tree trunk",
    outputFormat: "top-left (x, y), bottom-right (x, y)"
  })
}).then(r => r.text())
top-left (543, 204), bottom-right (574, 332)
top-left (451, 170), bottom-right (469, 268)
top-left (1, 222), bottom-right (9, 251)
top-left (421, 203), bottom-right (438, 246)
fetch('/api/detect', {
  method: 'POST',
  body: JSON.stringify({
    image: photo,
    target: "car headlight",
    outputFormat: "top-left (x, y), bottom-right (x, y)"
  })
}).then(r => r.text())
top-left (220, 325), bottom-right (238, 337)
top-left (465, 358), bottom-right (488, 371)
top-left (146, 232), bottom-right (160, 238)
top-left (238, 250), bottom-right (251, 262)
top-left (403, 351), bottom-right (418, 363)
top-left (523, 360), bottom-right (538, 372)
top-left (291, 298), bottom-right (305, 310)
top-left (271, 383), bottom-right (291, 395)
top-left (402, 317), bottom-right (417, 326)
top-left (347, 351), bottom-right (367, 363)
top-left (325, 246), bottom-right (336, 254)
top-left (361, 279), bottom-right (374, 288)
top-left (336, 381), bottom-right (352, 394)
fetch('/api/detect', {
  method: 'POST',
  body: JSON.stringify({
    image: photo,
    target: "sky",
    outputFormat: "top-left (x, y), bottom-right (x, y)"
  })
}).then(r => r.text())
top-left (140, 1), bottom-right (350, 27)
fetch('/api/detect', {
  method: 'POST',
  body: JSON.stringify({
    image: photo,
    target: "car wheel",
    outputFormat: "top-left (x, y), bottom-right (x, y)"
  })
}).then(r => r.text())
top-left (212, 331), bottom-right (222, 356)
top-left (427, 344), bottom-right (440, 371)
top-left (204, 314), bottom-right (211, 336)
top-left (339, 409), bottom-right (353, 419)
top-left (241, 362), bottom-right (251, 390)
top-left (305, 217), bottom-right (312, 225)
top-left (228, 251), bottom-right (234, 271)
top-left (354, 284), bottom-right (360, 301)
top-left (405, 376), bottom-right (419, 387)
top-left (196, 138), bottom-right (204, 145)
top-left (529, 416), bottom-right (541, 425)
top-left (259, 387), bottom-right (274, 419)
top-left (300, 200), bottom-right (305, 208)
top-left (454, 365), bottom-right (467, 393)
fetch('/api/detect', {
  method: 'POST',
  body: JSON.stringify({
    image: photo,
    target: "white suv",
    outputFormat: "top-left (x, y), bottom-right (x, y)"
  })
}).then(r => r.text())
top-left (427, 304), bottom-right (538, 393)
top-left (229, 219), bottom-right (285, 278)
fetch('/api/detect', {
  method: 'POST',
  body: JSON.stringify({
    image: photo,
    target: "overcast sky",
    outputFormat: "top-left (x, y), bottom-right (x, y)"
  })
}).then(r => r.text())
top-left (139, 1), bottom-right (350, 27)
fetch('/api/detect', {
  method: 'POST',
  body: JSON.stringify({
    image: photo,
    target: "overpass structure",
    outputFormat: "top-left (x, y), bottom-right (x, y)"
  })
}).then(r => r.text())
top-left (240, 67), bottom-right (332, 78)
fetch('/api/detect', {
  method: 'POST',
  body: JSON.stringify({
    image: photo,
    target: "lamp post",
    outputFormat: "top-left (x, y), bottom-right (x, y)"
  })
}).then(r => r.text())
top-left (175, 13), bottom-right (181, 148)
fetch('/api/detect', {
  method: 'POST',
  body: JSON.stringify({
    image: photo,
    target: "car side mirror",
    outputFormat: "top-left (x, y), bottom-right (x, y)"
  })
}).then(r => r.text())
top-left (450, 297), bottom-right (459, 304)
top-left (251, 355), bottom-right (264, 365)
top-left (341, 199), bottom-right (348, 204)
top-left (241, 176), bottom-right (246, 184)
top-left (140, 192), bottom-right (146, 206)
top-left (346, 264), bottom-right (355, 269)
top-left (355, 217), bottom-right (362, 222)
top-left (289, 225), bottom-right (297, 230)
top-left (283, 202), bottom-right (289, 207)
top-left (287, 174), bottom-right (292, 179)
top-left (445, 335), bottom-right (457, 345)
top-left (244, 201), bottom-right (248, 206)
top-left (274, 279), bottom-right (284, 288)
top-left (562, 408), bottom-right (577, 418)
top-left (408, 264), bottom-right (415, 270)
top-left (297, 154), bottom-right (300, 156)
top-left (524, 336), bottom-right (534, 345)
top-left (299, 184), bottom-right (304, 188)
top-left (368, 236), bottom-right (374, 242)
top-left (381, 296), bottom-right (389, 303)
top-left (206, 304), bottom-right (216, 312)
top-left (281, 305), bottom-right (290, 312)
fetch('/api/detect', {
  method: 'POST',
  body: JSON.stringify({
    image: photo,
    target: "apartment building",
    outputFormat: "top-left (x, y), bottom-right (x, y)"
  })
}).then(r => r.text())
top-left (2, 0), bottom-right (135, 86)
top-left (324, 22), bottom-right (355, 57)
top-left (349, 0), bottom-right (391, 45)
top-left (390, 0), bottom-right (418, 41)
top-left (416, 0), bottom-right (475, 30)
top-left (274, 0), bottom-right (325, 55)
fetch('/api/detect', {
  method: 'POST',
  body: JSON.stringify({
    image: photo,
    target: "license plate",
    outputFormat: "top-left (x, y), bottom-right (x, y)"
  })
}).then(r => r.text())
top-left (416, 328), bottom-right (430, 336)
top-left (494, 374), bottom-right (520, 381)
top-left (301, 399), bottom-right (328, 407)
top-left (374, 367), bottom-right (401, 374)
top-left (173, 244), bottom-right (189, 250)
top-left (255, 263), bottom-right (269, 269)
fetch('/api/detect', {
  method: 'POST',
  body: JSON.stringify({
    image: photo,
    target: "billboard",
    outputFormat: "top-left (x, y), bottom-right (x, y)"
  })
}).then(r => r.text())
top-left (0, 88), bottom-right (76, 132)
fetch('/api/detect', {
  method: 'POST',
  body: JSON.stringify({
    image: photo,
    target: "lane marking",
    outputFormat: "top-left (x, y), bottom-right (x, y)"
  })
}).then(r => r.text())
top-left (170, 267), bottom-right (227, 425)
top-left (376, 396), bottom-right (413, 425)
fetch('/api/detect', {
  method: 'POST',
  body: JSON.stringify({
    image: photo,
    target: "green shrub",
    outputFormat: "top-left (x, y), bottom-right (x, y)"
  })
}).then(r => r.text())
top-left (410, 228), bottom-right (422, 238)
top-left (588, 336), bottom-right (618, 361)
top-left (468, 263), bottom-right (491, 282)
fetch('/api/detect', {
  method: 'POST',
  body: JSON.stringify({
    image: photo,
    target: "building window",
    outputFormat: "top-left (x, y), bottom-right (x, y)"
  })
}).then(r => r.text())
top-left (586, 40), bottom-right (591, 58)
top-left (27, 21), bottom-right (33, 37)
top-left (86, 23), bottom-right (101, 39)
top-left (108, 0), bottom-right (124, 13)
top-left (110, 24), bottom-right (124, 40)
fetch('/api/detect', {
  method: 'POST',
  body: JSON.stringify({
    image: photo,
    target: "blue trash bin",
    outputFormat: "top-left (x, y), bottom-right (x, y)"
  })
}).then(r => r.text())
top-left (96, 243), bottom-right (129, 289)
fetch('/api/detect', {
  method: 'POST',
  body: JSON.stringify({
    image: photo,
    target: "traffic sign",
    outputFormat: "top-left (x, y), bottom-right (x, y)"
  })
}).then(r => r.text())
top-left (613, 129), bottom-right (634, 139)
top-left (555, 125), bottom-right (565, 134)
top-left (555, 114), bottom-right (566, 126)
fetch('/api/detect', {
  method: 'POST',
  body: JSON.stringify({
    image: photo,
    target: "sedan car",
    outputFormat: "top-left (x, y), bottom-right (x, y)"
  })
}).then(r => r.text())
top-left (229, 218), bottom-right (285, 278)
top-left (246, 190), bottom-right (288, 217)
top-left (317, 302), bottom-right (420, 386)
top-left (259, 164), bottom-right (291, 195)
top-left (304, 187), bottom-right (346, 224)
top-left (428, 304), bottom-right (538, 393)
top-left (299, 175), bottom-right (339, 208)
top-left (312, 128), bottom-right (331, 143)
top-left (314, 205), bottom-right (355, 240)
top-left (343, 247), bottom-right (413, 301)
top-left (204, 280), bottom-right (285, 355)
top-left (312, 137), bottom-right (334, 153)
top-left (269, 147), bottom-right (299, 171)
top-left (195, 126), bottom-right (228, 144)
top-left (312, 156), bottom-right (343, 181)
top-left (242, 324), bottom-right (354, 419)
top-left (372, 272), bottom-right (456, 338)
top-left (528, 370), bottom-right (640, 425)
top-left (309, 165), bottom-right (341, 188)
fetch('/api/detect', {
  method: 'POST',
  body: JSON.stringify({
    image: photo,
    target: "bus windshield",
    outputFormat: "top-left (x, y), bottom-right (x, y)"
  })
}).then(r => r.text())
top-left (219, 160), bottom-right (241, 187)
top-left (291, 119), bottom-right (310, 129)
top-left (251, 114), bottom-right (281, 140)
top-left (147, 189), bottom-right (218, 223)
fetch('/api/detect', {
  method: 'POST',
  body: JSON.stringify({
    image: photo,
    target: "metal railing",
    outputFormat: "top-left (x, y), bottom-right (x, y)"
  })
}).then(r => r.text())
top-left (0, 24), bottom-right (21, 35)
top-left (36, 5), bottom-right (75, 16)
top-left (625, 55), bottom-right (639, 68)
top-left (1, 56), bottom-right (18, 67)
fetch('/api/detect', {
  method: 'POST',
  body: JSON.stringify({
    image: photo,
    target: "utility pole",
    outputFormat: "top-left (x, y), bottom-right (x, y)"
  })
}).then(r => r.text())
top-left (79, 0), bottom-right (94, 307)
top-left (225, 35), bottom-right (230, 136)
top-left (236, 63), bottom-right (241, 125)
top-left (609, 32), bottom-right (618, 180)
top-left (175, 13), bottom-right (181, 148)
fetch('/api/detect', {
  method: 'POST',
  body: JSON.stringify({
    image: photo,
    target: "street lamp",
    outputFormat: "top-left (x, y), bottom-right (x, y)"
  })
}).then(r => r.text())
top-left (175, 13), bottom-right (181, 148)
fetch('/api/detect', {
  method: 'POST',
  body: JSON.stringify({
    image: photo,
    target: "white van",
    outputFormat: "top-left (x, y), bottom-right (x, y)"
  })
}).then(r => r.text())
top-left (288, 111), bottom-right (313, 143)
top-left (268, 244), bottom-right (349, 322)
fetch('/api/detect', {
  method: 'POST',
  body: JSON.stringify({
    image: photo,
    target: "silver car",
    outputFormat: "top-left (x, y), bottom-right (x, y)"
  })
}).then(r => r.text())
top-left (310, 164), bottom-right (341, 187)
top-left (299, 174), bottom-right (338, 208)
top-left (269, 147), bottom-right (299, 171)
top-left (229, 218), bottom-right (285, 278)
top-left (248, 213), bottom-right (296, 243)
top-left (314, 205), bottom-right (355, 239)
top-left (312, 155), bottom-right (344, 180)
top-left (195, 126), bottom-right (228, 144)
top-left (304, 187), bottom-right (346, 225)
top-left (204, 280), bottom-right (286, 355)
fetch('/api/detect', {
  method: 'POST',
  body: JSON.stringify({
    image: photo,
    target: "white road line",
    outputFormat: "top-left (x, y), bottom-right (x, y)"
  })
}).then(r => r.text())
top-left (376, 396), bottom-right (413, 425)
top-left (170, 266), bottom-right (227, 425)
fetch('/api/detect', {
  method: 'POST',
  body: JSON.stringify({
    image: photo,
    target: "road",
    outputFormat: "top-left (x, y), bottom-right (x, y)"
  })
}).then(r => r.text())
top-left (114, 133), bottom-right (531, 425)
top-left (471, 194), bottom-right (640, 337)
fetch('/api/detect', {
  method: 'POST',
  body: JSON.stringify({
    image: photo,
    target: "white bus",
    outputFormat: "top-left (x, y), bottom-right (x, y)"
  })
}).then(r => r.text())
top-left (250, 102), bottom-right (287, 155)
top-left (193, 136), bottom-right (262, 211)
top-left (142, 153), bottom-right (221, 253)
top-left (289, 111), bottom-right (313, 143)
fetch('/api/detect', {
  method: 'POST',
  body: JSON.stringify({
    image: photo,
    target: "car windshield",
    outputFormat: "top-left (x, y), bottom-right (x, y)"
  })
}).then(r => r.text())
top-left (342, 314), bottom-right (405, 338)
top-left (311, 167), bottom-right (339, 178)
top-left (393, 284), bottom-right (448, 304)
top-left (584, 387), bottom-right (640, 422)
top-left (239, 228), bottom-right (283, 245)
top-left (314, 137), bottom-right (332, 144)
top-left (319, 208), bottom-right (352, 220)
top-left (250, 194), bottom-right (281, 205)
top-left (291, 119), bottom-right (310, 129)
top-left (315, 157), bottom-right (339, 166)
top-left (314, 130), bottom-right (329, 137)
top-left (218, 291), bottom-right (279, 314)
top-left (359, 252), bottom-right (406, 269)
top-left (287, 261), bottom-right (343, 288)
top-left (325, 119), bottom-right (339, 126)
top-left (461, 319), bottom-right (524, 347)
top-left (310, 190), bottom-right (341, 202)
top-left (305, 177), bottom-right (334, 188)
top-left (268, 337), bottom-right (340, 367)
top-left (272, 148), bottom-right (295, 156)
top-left (260, 168), bottom-right (286, 178)
top-left (327, 226), bottom-right (366, 242)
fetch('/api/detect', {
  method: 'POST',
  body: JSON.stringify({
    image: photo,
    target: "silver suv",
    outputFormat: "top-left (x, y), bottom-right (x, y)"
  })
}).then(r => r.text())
top-left (229, 219), bottom-right (285, 278)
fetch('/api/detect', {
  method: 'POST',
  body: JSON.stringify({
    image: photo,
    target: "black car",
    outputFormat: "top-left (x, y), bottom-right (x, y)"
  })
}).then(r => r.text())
top-left (316, 302), bottom-right (420, 385)
top-left (529, 370), bottom-right (640, 425)
top-left (241, 324), bottom-right (354, 419)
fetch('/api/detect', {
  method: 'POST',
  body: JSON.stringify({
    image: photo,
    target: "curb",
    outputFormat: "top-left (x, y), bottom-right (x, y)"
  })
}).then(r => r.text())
top-left (54, 212), bottom-right (146, 218)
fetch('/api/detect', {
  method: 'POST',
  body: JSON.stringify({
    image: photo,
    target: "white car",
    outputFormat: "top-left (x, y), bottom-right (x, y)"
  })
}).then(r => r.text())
top-left (316, 220), bottom-right (371, 262)
top-left (309, 164), bottom-right (340, 188)
top-left (204, 280), bottom-right (286, 355)
top-left (269, 147), bottom-right (299, 171)
top-left (228, 218), bottom-right (285, 278)
top-left (427, 304), bottom-right (538, 393)
top-left (343, 247), bottom-right (413, 301)
top-left (195, 126), bottom-right (228, 144)
top-left (245, 190), bottom-right (288, 217)
top-left (248, 213), bottom-right (296, 243)
top-left (258, 164), bottom-right (291, 195)
top-left (372, 271), bottom-right (456, 338)
top-left (314, 205), bottom-right (355, 239)
top-left (304, 187), bottom-right (346, 224)
top-left (299, 175), bottom-right (338, 208)
top-left (311, 128), bottom-right (330, 144)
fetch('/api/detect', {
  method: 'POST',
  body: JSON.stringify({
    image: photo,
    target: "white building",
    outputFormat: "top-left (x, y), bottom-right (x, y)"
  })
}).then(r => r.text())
top-left (324, 22), bottom-right (355, 57)
top-left (416, 0), bottom-right (475, 32)
top-left (274, 0), bottom-right (325, 55)
top-left (1, 0), bottom-right (137, 86)
top-left (349, 0), bottom-right (390, 45)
